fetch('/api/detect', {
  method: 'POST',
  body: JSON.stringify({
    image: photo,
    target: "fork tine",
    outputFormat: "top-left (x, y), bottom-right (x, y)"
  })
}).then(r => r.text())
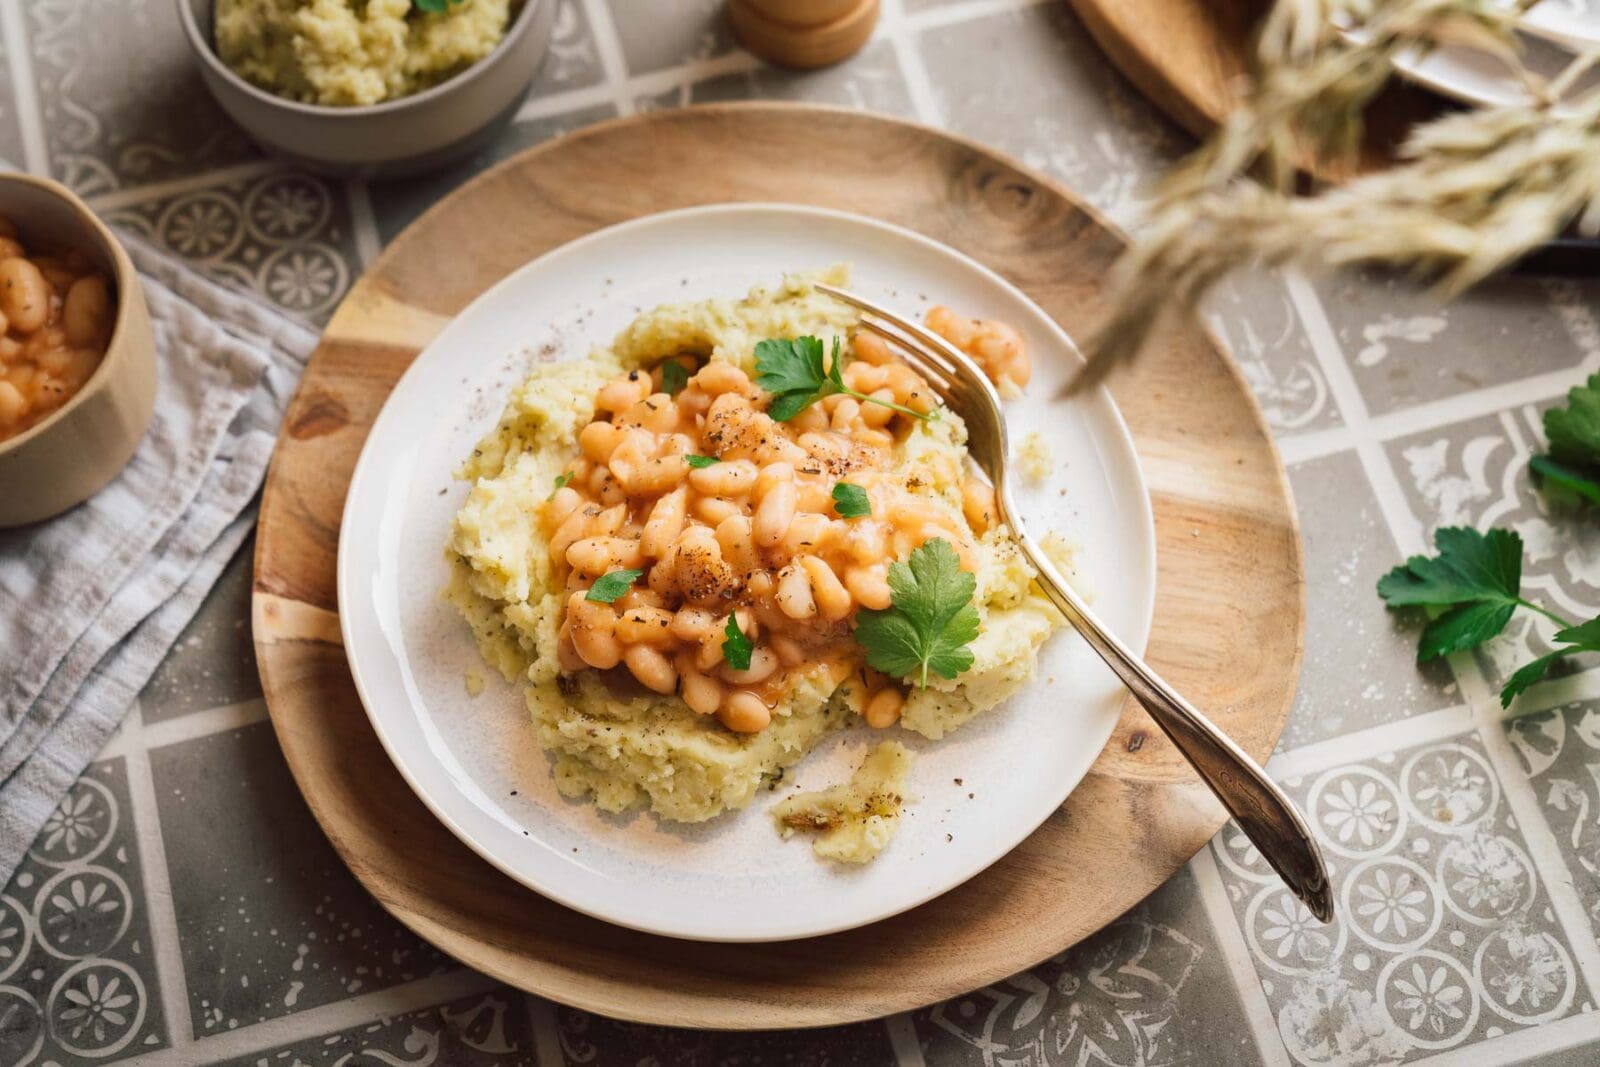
top-left (856, 315), bottom-right (960, 388)
top-left (817, 282), bottom-right (985, 385)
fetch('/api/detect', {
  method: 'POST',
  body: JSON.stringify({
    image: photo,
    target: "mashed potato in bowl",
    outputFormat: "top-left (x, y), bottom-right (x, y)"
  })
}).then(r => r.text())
top-left (446, 267), bottom-right (1060, 847)
top-left (215, 0), bottom-right (517, 107)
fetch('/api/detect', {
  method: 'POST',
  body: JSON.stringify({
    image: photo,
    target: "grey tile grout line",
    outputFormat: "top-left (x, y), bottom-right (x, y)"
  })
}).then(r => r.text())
top-left (109, 967), bottom-right (500, 1067)
top-left (527, 996), bottom-right (568, 1067)
top-left (0, 0), bottom-right (49, 175)
top-left (139, 697), bottom-right (270, 751)
top-left (1408, 1009), bottom-right (1600, 1067)
top-left (347, 179), bottom-right (383, 267)
top-left (119, 697), bottom-right (198, 1050)
top-left (903, 0), bottom-right (1053, 32)
top-left (1265, 704), bottom-right (1479, 782)
top-left (1189, 849), bottom-right (1294, 1067)
top-left (84, 159), bottom-right (290, 213)
top-left (579, 0), bottom-right (637, 117)
top-left (1287, 264), bottom-right (1600, 1052)
top-left (884, 1011), bottom-right (928, 1067)
top-left (879, 0), bottom-right (945, 128)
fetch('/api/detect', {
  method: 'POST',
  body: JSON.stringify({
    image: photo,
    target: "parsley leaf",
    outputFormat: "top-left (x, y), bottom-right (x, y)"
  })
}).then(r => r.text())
top-left (1532, 375), bottom-right (1600, 510)
top-left (1376, 527), bottom-right (1527, 661)
top-left (685, 454), bottom-right (720, 469)
top-left (1501, 618), bottom-right (1600, 706)
top-left (548, 471), bottom-right (574, 501)
top-left (754, 335), bottom-right (933, 423)
top-left (832, 482), bottom-right (872, 518)
top-left (723, 613), bottom-right (753, 671)
top-left (660, 360), bottom-right (690, 396)
top-left (853, 538), bottom-right (980, 688)
top-left (412, 0), bottom-right (462, 12)
top-left (586, 569), bottom-right (642, 604)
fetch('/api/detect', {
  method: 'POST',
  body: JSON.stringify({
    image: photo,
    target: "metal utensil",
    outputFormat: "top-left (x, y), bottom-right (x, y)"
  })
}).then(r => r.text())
top-left (816, 282), bottom-right (1335, 922)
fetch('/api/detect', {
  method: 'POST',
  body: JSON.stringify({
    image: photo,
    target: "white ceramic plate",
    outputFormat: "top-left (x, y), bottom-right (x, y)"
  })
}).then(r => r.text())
top-left (337, 204), bottom-right (1157, 942)
top-left (1518, 0), bottom-right (1600, 49)
top-left (1364, 27), bottom-right (1599, 113)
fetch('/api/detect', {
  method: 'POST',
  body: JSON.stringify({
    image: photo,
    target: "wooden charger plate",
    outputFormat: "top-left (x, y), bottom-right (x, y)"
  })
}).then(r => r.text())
top-left (252, 102), bottom-right (1304, 1029)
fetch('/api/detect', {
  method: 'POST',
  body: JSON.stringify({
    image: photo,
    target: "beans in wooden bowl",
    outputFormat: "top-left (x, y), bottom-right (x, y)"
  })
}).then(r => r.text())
top-left (0, 216), bottom-right (116, 443)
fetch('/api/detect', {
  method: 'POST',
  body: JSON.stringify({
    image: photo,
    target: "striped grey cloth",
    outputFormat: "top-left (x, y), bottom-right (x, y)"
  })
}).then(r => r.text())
top-left (0, 236), bottom-right (315, 880)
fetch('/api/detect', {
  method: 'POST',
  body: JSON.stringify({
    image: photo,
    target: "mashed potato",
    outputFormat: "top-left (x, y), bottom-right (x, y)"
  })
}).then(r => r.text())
top-left (447, 268), bottom-right (1062, 825)
top-left (215, 0), bottom-right (515, 107)
top-left (773, 742), bottom-right (914, 863)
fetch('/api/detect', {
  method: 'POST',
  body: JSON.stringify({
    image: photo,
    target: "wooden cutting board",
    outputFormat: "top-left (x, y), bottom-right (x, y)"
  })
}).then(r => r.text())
top-left (251, 102), bottom-right (1304, 1029)
top-left (1066, 0), bottom-right (1444, 177)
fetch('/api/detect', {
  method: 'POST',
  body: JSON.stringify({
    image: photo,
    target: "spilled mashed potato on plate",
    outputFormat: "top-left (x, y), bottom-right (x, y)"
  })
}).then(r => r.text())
top-left (445, 267), bottom-right (1061, 854)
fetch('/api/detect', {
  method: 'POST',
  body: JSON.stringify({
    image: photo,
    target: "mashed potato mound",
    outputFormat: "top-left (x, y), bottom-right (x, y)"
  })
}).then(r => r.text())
top-left (446, 268), bottom-right (1063, 824)
top-left (216, 0), bottom-right (515, 107)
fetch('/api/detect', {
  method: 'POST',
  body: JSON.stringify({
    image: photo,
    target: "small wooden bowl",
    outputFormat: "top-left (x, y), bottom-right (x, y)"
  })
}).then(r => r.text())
top-left (0, 175), bottom-right (156, 528)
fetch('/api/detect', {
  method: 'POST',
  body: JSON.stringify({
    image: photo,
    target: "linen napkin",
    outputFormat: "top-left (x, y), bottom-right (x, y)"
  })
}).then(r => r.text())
top-left (0, 235), bottom-right (317, 881)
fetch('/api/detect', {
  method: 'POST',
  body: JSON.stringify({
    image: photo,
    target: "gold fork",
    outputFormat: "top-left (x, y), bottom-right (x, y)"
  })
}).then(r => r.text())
top-left (816, 282), bottom-right (1334, 923)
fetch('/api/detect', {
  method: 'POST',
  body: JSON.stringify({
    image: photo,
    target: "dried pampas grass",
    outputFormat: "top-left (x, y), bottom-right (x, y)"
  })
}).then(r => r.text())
top-left (1079, 0), bottom-right (1600, 388)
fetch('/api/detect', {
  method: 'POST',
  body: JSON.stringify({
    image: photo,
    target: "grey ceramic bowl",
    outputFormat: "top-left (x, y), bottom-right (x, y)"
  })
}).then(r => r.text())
top-left (177, 0), bottom-right (554, 178)
top-left (0, 174), bottom-right (157, 528)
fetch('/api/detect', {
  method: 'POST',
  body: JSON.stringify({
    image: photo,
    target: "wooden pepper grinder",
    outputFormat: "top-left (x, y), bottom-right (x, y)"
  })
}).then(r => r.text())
top-left (728, 0), bottom-right (880, 70)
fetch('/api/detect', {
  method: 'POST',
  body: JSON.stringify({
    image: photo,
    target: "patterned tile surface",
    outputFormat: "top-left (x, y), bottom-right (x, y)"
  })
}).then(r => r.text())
top-left (1284, 452), bottom-right (1459, 749)
top-left (148, 724), bottom-right (451, 1034)
top-left (2, 1), bottom-right (1600, 1064)
top-left (26, 0), bottom-right (260, 194)
top-left (1318, 268), bottom-right (1600, 417)
top-left (1213, 729), bottom-right (1594, 1065)
top-left (210, 990), bottom-right (539, 1066)
top-left (104, 169), bottom-right (361, 323)
top-left (551, 1005), bottom-right (897, 1065)
top-left (0, 759), bottom-right (168, 1063)
top-left (912, 866), bottom-right (1268, 1067)
top-left (140, 534), bottom-right (260, 723)
top-left (1384, 407), bottom-right (1600, 694)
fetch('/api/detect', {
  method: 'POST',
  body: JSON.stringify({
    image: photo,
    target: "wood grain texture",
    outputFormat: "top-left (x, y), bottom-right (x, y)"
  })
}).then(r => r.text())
top-left (1066, 0), bottom-right (1446, 177)
top-left (252, 103), bottom-right (1304, 1029)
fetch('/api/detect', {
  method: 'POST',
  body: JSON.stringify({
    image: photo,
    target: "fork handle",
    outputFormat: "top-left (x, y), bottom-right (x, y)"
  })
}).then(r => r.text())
top-left (1015, 535), bottom-right (1334, 922)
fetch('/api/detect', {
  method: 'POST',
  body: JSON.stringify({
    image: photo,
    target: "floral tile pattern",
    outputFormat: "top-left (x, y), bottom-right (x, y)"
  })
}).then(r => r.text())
top-left (1506, 698), bottom-right (1600, 948)
top-left (1317, 268), bottom-right (1600, 417)
top-left (1384, 408), bottom-right (1600, 693)
top-left (209, 990), bottom-right (539, 1066)
top-left (0, 759), bottom-right (168, 1064)
top-left (148, 724), bottom-right (452, 1034)
top-left (1208, 270), bottom-right (1341, 433)
top-left (26, 0), bottom-right (260, 194)
top-left (1284, 452), bottom-right (1459, 749)
top-left (5, 1), bottom-right (1600, 1064)
top-left (140, 535), bottom-right (260, 723)
top-left (551, 1005), bottom-right (897, 1065)
top-left (103, 169), bottom-right (360, 323)
top-left (912, 865), bottom-right (1268, 1067)
top-left (1212, 729), bottom-right (1594, 1065)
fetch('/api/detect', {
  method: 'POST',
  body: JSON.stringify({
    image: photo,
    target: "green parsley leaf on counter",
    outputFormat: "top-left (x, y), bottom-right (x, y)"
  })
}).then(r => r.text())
top-left (1532, 374), bottom-right (1600, 510)
top-left (853, 538), bottom-right (979, 688)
